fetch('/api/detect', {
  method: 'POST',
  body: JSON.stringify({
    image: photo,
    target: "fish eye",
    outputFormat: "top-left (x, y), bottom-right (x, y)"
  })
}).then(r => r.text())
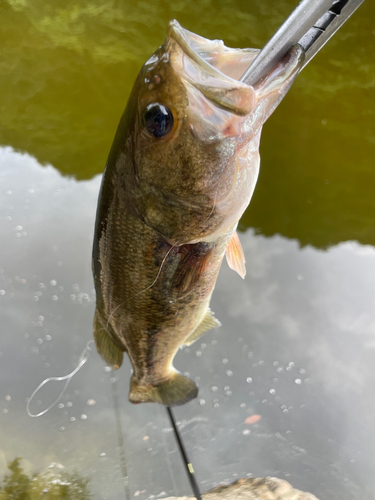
top-left (143, 103), bottom-right (174, 139)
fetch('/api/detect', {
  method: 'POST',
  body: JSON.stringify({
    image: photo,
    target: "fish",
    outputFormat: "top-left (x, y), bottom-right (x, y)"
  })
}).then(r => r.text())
top-left (92, 20), bottom-right (304, 406)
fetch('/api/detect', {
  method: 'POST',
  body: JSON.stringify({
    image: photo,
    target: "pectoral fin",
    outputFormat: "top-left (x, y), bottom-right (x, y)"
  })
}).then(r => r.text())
top-left (172, 243), bottom-right (213, 297)
top-left (93, 311), bottom-right (124, 370)
top-left (226, 231), bottom-right (246, 279)
top-left (184, 308), bottom-right (221, 346)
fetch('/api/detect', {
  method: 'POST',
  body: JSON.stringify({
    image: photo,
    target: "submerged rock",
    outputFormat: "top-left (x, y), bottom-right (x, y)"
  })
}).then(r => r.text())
top-left (162, 477), bottom-right (319, 500)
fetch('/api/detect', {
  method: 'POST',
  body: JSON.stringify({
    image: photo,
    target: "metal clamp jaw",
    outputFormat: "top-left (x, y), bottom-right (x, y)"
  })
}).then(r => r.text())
top-left (241, 0), bottom-right (366, 86)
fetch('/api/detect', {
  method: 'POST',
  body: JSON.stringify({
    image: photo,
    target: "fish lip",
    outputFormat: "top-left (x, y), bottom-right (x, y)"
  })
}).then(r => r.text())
top-left (167, 20), bottom-right (222, 79)
top-left (167, 19), bottom-right (251, 87)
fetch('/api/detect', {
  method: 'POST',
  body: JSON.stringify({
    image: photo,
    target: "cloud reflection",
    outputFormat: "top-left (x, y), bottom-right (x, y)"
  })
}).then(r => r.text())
top-left (1, 147), bottom-right (375, 499)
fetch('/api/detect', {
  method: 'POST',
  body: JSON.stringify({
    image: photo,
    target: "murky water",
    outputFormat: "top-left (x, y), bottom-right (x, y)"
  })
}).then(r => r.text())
top-left (1, 1), bottom-right (375, 499)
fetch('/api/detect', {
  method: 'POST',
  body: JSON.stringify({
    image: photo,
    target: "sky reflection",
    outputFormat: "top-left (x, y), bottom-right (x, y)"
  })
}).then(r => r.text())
top-left (1, 147), bottom-right (374, 499)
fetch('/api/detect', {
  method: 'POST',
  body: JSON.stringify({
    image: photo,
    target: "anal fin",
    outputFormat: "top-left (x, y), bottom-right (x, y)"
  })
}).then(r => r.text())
top-left (226, 231), bottom-right (246, 279)
top-left (93, 311), bottom-right (124, 370)
top-left (184, 308), bottom-right (221, 346)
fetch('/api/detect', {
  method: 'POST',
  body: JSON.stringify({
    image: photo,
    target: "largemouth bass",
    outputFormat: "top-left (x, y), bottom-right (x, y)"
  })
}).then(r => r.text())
top-left (92, 21), bottom-right (304, 406)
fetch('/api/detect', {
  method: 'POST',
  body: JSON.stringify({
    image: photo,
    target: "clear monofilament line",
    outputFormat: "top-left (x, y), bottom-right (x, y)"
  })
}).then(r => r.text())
top-left (26, 340), bottom-right (94, 417)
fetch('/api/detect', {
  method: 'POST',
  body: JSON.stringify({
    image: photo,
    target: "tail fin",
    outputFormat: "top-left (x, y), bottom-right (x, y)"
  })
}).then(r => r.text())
top-left (129, 371), bottom-right (198, 406)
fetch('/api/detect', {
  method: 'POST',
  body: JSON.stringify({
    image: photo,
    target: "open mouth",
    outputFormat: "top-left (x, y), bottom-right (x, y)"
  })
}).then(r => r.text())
top-left (166, 20), bottom-right (258, 116)
top-left (167, 20), bottom-right (259, 82)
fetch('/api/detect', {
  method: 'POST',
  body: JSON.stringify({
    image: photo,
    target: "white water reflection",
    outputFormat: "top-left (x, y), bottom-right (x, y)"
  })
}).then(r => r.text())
top-left (1, 147), bottom-right (374, 499)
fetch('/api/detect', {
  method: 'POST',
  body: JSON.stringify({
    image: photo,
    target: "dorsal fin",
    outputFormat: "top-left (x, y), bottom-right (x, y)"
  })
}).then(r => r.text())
top-left (226, 231), bottom-right (246, 279)
top-left (184, 309), bottom-right (221, 346)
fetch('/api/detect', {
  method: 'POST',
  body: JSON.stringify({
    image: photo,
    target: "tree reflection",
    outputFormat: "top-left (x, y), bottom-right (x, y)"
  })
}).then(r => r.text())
top-left (0, 0), bottom-right (374, 248)
top-left (0, 458), bottom-right (92, 500)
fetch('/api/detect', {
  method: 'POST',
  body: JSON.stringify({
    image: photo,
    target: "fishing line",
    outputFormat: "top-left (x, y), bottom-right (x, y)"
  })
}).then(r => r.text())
top-left (135, 242), bottom-right (177, 297)
top-left (166, 406), bottom-right (202, 500)
top-left (26, 340), bottom-right (94, 417)
top-left (157, 404), bottom-right (179, 497)
top-left (111, 376), bottom-right (131, 500)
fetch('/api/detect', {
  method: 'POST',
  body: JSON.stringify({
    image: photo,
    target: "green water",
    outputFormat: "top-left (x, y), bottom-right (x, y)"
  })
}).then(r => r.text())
top-left (1, 0), bottom-right (374, 248)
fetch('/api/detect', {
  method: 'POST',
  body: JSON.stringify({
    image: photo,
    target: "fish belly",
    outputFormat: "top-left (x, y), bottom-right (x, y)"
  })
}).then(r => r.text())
top-left (93, 203), bottom-right (227, 405)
